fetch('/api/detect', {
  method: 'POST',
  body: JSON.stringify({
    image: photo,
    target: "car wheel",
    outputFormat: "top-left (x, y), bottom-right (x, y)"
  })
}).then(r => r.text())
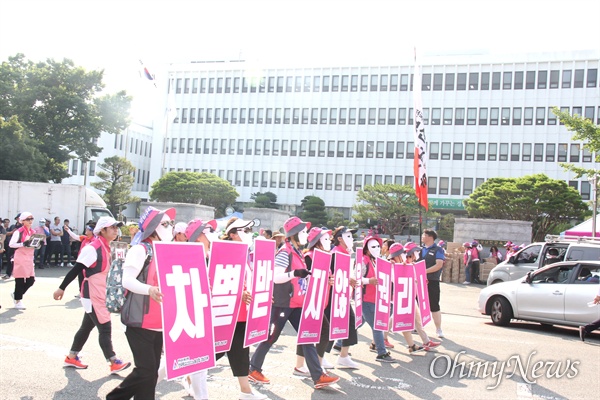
top-left (490, 296), bottom-right (513, 326)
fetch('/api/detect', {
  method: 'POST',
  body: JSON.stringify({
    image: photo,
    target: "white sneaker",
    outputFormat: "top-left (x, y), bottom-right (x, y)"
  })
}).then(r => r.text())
top-left (60, 263), bottom-right (65, 267)
top-left (68, 263), bottom-right (74, 267)
top-left (293, 366), bottom-right (310, 376)
top-left (337, 355), bottom-right (359, 369)
top-left (14, 301), bottom-right (26, 310)
top-left (462, 281), bottom-right (470, 285)
top-left (239, 389), bottom-right (268, 400)
top-left (436, 329), bottom-right (445, 338)
top-left (321, 357), bottom-right (335, 369)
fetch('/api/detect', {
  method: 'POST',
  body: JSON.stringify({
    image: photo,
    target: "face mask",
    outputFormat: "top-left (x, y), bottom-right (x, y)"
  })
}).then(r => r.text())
top-left (237, 230), bottom-right (253, 246)
top-left (319, 234), bottom-right (331, 249)
top-left (154, 216), bottom-right (173, 242)
top-left (203, 227), bottom-right (218, 243)
top-left (412, 252), bottom-right (420, 261)
top-left (368, 239), bottom-right (381, 258)
top-left (342, 232), bottom-right (354, 253)
top-left (298, 228), bottom-right (308, 245)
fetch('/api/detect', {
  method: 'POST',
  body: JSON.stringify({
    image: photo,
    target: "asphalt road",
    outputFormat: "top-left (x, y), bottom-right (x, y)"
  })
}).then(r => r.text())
top-left (1, 268), bottom-right (599, 400)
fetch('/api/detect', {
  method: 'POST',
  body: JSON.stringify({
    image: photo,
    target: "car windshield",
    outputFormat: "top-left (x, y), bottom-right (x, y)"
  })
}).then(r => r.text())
top-left (531, 264), bottom-right (576, 284)
top-left (515, 244), bottom-right (541, 264)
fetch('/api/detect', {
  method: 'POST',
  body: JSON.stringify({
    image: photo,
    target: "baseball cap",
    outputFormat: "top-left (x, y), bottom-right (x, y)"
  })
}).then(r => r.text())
top-left (93, 216), bottom-right (123, 235)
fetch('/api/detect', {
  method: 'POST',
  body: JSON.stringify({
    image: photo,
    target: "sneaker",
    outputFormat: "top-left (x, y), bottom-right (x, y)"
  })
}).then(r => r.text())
top-left (462, 281), bottom-right (471, 285)
top-left (248, 370), bottom-right (270, 384)
top-left (337, 355), bottom-right (359, 369)
top-left (368, 342), bottom-right (377, 353)
top-left (408, 344), bottom-right (424, 354)
top-left (14, 301), bottom-right (26, 310)
top-left (384, 339), bottom-right (395, 349)
top-left (579, 326), bottom-right (586, 342)
top-left (293, 366), bottom-right (310, 377)
top-left (64, 355), bottom-right (88, 369)
top-left (1, 274), bottom-right (9, 280)
top-left (376, 352), bottom-right (396, 363)
top-left (314, 373), bottom-right (340, 389)
top-left (321, 357), bottom-right (334, 369)
top-left (423, 340), bottom-right (441, 351)
top-left (61, 263), bottom-right (65, 267)
top-left (68, 263), bottom-right (74, 267)
top-left (436, 329), bottom-right (445, 338)
top-left (110, 358), bottom-right (131, 374)
top-left (239, 389), bottom-right (268, 400)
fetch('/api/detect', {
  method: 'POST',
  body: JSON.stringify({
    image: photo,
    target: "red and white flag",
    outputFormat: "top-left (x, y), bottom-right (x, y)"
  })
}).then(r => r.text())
top-left (413, 48), bottom-right (428, 210)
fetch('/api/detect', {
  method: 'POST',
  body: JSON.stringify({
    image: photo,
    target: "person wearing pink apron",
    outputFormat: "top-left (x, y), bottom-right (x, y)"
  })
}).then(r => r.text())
top-left (53, 216), bottom-right (130, 374)
top-left (9, 212), bottom-right (36, 309)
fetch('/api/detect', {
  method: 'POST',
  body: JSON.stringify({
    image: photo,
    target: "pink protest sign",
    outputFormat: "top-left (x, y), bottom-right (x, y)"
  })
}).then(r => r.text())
top-left (414, 260), bottom-right (432, 327)
top-left (391, 263), bottom-right (415, 332)
top-left (208, 240), bottom-right (249, 353)
top-left (354, 248), bottom-right (363, 329)
top-left (374, 258), bottom-right (392, 332)
top-left (154, 242), bottom-right (215, 381)
top-left (329, 251), bottom-right (350, 341)
top-left (297, 249), bottom-right (331, 344)
top-left (244, 239), bottom-right (275, 347)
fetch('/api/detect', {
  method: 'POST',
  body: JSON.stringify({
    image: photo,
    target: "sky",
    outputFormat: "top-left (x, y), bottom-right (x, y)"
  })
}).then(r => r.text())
top-left (1, 0), bottom-right (599, 121)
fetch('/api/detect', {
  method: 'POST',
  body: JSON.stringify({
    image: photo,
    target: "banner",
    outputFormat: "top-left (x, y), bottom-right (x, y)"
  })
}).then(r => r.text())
top-left (391, 263), bottom-right (415, 332)
top-left (413, 48), bottom-right (429, 210)
top-left (414, 260), bottom-right (432, 327)
top-left (208, 240), bottom-right (249, 353)
top-left (244, 239), bottom-right (275, 347)
top-left (297, 249), bottom-right (331, 344)
top-left (330, 252), bottom-right (350, 341)
top-left (374, 258), bottom-right (392, 331)
top-left (354, 248), bottom-right (363, 329)
top-left (155, 242), bottom-right (214, 381)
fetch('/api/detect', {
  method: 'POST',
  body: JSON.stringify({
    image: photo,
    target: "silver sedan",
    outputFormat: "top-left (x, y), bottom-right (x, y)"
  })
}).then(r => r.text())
top-left (478, 261), bottom-right (600, 327)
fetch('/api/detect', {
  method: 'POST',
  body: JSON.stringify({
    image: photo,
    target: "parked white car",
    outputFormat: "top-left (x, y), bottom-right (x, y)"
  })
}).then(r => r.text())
top-left (478, 261), bottom-right (600, 326)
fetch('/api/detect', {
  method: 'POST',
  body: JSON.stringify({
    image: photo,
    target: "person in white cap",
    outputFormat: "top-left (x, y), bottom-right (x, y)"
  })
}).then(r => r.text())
top-left (53, 216), bottom-right (131, 374)
top-left (173, 222), bottom-right (188, 242)
top-left (9, 212), bottom-right (36, 309)
top-left (106, 206), bottom-right (176, 400)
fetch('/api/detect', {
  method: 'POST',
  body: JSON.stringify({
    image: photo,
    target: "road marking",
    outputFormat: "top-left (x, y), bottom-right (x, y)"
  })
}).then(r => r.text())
top-left (0, 334), bottom-right (65, 358)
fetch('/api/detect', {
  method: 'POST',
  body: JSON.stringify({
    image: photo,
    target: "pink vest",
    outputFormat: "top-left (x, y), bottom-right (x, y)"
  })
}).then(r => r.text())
top-left (141, 251), bottom-right (163, 330)
top-left (13, 226), bottom-right (35, 279)
top-left (83, 236), bottom-right (111, 324)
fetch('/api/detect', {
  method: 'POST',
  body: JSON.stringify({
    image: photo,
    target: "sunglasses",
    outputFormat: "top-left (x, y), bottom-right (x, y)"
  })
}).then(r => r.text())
top-left (204, 227), bottom-right (216, 233)
top-left (24, 217), bottom-right (34, 221)
top-left (236, 227), bottom-right (251, 233)
top-left (161, 220), bottom-right (175, 228)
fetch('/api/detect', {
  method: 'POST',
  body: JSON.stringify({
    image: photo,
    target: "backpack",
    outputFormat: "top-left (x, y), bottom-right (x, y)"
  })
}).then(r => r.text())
top-left (106, 242), bottom-right (152, 313)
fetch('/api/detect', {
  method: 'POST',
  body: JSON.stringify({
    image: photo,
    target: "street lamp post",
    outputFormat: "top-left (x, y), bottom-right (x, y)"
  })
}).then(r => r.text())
top-left (589, 175), bottom-right (598, 238)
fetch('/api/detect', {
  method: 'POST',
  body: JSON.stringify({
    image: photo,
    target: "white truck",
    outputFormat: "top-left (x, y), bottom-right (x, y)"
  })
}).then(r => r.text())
top-left (0, 180), bottom-right (113, 233)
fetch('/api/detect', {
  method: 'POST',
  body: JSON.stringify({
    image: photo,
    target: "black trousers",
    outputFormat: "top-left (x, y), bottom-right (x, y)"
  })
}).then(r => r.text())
top-left (106, 327), bottom-right (162, 400)
top-left (70, 309), bottom-right (115, 360)
top-left (215, 321), bottom-right (250, 376)
top-left (14, 277), bottom-right (35, 301)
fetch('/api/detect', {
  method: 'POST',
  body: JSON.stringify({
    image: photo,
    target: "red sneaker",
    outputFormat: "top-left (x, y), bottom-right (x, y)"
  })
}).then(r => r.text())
top-left (110, 358), bottom-right (131, 374)
top-left (315, 373), bottom-right (340, 389)
top-left (384, 339), bottom-right (395, 349)
top-left (248, 370), bottom-right (270, 384)
top-left (64, 355), bottom-right (88, 369)
top-left (424, 340), bottom-right (441, 350)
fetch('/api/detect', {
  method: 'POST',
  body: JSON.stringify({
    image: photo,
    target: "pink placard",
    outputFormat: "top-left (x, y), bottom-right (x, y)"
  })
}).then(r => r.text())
top-left (297, 249), bottom-right (331, 344)
top-left (391, 263), bottom-right (415, 332)
top-left (414, 260), bottom-right (432, 327)
top-left (354, 248), bottom-right (363, 329)
top-left (374, 258), bottom-right (392, 331)
top-left (329, 252), bottom-right (350, 341)
top-left (208, 240), bottom-right (249, 353)
top-left (244, 239), bottom-right (275, 347)
top-left (154, 242), bottom-right (215, 381)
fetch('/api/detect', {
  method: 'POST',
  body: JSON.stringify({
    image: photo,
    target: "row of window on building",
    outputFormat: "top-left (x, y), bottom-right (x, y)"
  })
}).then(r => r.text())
top-left (166, 138), bottom-right (594, 164)
top-left (173, 105), bottom-right (599, 127)
top-left (113, 134), bottom-right (153, 157)
top-left (164, 168), bottom-right (592, 200)
top-left (69, 159), bottom-right (150, 191)
top-left (173, 67), bottom-right (598, 95)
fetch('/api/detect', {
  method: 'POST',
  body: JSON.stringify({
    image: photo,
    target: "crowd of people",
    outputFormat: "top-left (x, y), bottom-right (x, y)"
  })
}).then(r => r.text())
top-left (4, 206), bottom-right (452, 400)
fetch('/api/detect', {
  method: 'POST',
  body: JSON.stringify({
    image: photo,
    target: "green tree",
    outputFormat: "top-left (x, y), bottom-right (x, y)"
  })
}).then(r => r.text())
top-left (327, 210), bottom-right (355, 230)
top-left (464, 174), bottom-right (589, 242)
top-left (353, 184), bottom-right (431, 236)
top-left (300, 196), bottom-right (328, 227)
top-left (91, 156), bottom-right (140, 218)
top-left (250, 192), bottom-right (278, 209)
top-left (150, 172), bottom-right (238, 217)
top-left (437, 213), bottom-right (455, 242)
top-left (0, 116), bottom-right (48, 181)
top-left (0, 54), bottom-right (131, 182)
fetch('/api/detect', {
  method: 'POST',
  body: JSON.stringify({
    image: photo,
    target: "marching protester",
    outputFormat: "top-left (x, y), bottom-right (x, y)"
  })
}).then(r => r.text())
top-left (421, 229), bottom-right (446, 338)
top-left (249, 216), bottom-right (339, 389)
top-left (388, 242), bottom-right (441, 354)
top-left (9, 212), bottom-right (36, 309)
top-left (106, 206), bottom-right (176, 399)
top-left (53, 216), bottom-right (130, 373)
top-left (221, 217), bottom-right (268, 400)
top-left (359, 235), bottom-right (396, 362)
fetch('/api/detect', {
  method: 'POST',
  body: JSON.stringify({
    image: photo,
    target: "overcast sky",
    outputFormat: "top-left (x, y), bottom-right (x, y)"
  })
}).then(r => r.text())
top-left (2, 0), bottom-right (599, 121)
